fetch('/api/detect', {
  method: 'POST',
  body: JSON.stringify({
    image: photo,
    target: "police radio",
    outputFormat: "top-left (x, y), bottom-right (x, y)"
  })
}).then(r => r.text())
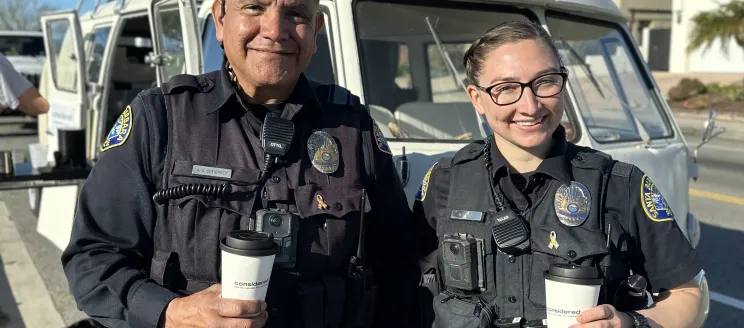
top-left (253, 210), bottom-right (299, 268)
top-left (342, 189), bottom-right (377, 328)
top-left (260, 114), bottom-right (294, 179)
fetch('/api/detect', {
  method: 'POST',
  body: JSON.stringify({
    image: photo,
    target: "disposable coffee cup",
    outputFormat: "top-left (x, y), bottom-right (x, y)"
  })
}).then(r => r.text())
top-left (543, 263), bottom-right (603, 328)
top-left (220, 230), bottom-right (280, 301)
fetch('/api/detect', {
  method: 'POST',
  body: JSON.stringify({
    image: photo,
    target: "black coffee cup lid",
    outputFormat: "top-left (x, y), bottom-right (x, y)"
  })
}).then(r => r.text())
top-left (543, 263), bottom-right (603, 286)
top-left (220, 230), bottom-right (279, 257)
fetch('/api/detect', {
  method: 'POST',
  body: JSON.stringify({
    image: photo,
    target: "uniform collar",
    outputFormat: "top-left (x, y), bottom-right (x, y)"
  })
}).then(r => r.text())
top-left (206, 55), bottom-right (323, 118)
top-left (490, 125), bottom-right (572, 186)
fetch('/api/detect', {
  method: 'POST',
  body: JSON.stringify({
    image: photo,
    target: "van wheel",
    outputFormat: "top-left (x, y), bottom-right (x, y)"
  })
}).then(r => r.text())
top-left (28, 188), bottom-right (41, 217)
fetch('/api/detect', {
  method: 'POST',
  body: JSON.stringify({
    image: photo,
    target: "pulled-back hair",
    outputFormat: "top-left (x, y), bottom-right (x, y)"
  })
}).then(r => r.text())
top-left (463, 21), bottom-right (562, 86)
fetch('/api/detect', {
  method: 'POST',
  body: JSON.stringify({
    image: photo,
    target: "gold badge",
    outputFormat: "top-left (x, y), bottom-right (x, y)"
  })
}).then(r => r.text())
top-left (307, 131), bottom-right (339, 174)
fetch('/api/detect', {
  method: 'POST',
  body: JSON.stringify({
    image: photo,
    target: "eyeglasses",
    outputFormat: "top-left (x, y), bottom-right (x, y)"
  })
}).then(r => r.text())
top-left (475, 68), bottom-right (569, 106)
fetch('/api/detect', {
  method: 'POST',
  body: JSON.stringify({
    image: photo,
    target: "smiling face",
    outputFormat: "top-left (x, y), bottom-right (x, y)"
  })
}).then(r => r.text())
top-left (212, 0), bottom-right (323, 89)
top-left (467, 39), bottom-right (565, 151)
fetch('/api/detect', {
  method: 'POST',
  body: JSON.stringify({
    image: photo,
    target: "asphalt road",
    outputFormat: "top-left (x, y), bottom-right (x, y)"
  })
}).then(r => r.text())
top-left (0, 116), bottom-right (743, 327)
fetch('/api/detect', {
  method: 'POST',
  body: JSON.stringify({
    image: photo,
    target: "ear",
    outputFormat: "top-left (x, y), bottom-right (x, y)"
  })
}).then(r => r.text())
top-left (212, 0), bottom-right (225, 44)
top-left (467, 85), bottom-right (487, 116)
top-left (312, 12), bottom-right (325, 54)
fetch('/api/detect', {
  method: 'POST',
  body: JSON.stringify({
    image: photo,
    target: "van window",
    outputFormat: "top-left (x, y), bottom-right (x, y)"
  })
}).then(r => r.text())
top-left (156, 7), bottom-right (186, 81)
top-left (201, 14), bottom-right (335, 85)
top-left (546, 12), bottom-right (673, 143)
top-left (355, 1), bottom-right (536, 141)
top-left (426, 43), bottom-right (469, 103)
top-left (46, 19), bottom-right (79, 92)
top-left (87, 26), bottom-right (112, 83)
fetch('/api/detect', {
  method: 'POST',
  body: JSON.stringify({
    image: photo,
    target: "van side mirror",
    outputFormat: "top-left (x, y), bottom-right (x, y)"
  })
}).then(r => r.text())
top-left (693, 109), bottom-right (726, 159)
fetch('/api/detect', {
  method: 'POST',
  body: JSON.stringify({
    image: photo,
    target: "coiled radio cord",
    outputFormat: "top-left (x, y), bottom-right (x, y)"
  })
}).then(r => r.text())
top-left (152, 183), bottom-right (232, 205)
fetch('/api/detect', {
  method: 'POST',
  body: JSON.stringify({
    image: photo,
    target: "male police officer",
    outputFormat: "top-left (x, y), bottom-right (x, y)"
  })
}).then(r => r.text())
top-left (61, 1), bottom-right (420, 327)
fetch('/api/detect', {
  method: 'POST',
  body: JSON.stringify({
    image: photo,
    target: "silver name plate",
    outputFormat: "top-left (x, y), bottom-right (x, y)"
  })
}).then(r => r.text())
top-left (191, 165), bottom-right (233, 179)
top-left (450, 210), bottom-right (484, 222)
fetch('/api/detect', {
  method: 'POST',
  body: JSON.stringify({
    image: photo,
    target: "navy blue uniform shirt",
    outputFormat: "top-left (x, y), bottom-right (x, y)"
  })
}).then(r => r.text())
top-left (61, 62), bottom-right (418, 328)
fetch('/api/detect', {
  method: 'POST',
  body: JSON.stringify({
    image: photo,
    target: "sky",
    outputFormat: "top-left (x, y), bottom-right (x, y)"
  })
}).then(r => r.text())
top-left (44, 0), bottom-right (98, 13)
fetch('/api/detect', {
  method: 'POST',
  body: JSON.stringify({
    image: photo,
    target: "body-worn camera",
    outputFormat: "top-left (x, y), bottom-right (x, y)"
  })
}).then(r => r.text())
top-left (441, 234), bottom-right (485, 291)
top-left (253, 209), bottom-right (299, 268)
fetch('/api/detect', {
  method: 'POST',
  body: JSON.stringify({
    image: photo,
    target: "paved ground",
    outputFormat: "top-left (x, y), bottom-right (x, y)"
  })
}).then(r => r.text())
top-left (0, 112), bottom-right (743, 327)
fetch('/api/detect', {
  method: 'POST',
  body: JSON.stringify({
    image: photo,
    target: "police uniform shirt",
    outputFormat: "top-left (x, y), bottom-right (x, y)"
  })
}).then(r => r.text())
top-left (413, 126), bottom-right (702, 319)
top-left (61, 58), bottom-right (420, 328)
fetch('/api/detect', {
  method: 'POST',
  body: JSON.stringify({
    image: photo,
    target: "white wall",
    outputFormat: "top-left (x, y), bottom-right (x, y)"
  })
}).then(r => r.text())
top-left (670, 0), bottom-right (744, 73)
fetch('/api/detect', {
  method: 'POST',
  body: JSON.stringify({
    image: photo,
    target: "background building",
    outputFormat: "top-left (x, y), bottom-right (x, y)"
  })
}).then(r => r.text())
top-left (612, 0), bottom-right (673, 71)
top-left (670, 0), bottom-right (744, 73)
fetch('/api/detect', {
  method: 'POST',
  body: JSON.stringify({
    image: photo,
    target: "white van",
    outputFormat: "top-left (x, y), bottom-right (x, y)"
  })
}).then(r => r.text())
top-left (19, 0), bottom-right (714, 320)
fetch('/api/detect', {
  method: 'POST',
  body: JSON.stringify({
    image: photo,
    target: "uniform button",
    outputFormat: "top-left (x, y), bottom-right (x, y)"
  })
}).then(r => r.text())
top-left (509, 296), bottom-right (517, 303)
top-left (568, 250), bottom-right (577, 258)
top-left (323, 222), bottom-right (328, 229)
top-left (272, 176), bottom-right (281, 183)
top-left (334, 203), bottom-right (343, 210)
top-left (200, 81), bottom-right (209, 87)
top-left (262, 189), bottom-right (267, 199)
top-left (508, 256), bottom-right (516, 263)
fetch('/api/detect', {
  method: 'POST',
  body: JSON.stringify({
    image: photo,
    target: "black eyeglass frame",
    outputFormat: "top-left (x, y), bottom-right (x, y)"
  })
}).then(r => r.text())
top-left (474, 67), bottom-right (569, 105)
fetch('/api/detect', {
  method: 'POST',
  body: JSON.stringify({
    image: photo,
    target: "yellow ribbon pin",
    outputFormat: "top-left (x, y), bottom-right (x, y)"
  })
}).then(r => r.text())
top-left (316, 194), bottom-right (329, 210)
top-left (548, 231), bottom-right (560, 249)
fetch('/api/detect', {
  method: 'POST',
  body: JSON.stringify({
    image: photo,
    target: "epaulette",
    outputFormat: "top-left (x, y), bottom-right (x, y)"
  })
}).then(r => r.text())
top-left (568, 143), bottom-right (614, 170)
top-left (313, 83), bottom-right (362, 110)
top-left (161, 73), bottom-right (215, 95)
top-left (451, 140), bottom-right (487, 165)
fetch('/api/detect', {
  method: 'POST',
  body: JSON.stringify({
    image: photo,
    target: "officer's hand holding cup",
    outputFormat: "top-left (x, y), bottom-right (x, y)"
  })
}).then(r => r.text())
top-left (162, 284), bottom-right (268, 328)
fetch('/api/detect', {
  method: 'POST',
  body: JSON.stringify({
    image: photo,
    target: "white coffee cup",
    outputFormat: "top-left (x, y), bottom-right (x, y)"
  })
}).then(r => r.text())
top-left (544, 263), bottom-right (603, 328)
top-left (220, 230), bottom-right (280, 301)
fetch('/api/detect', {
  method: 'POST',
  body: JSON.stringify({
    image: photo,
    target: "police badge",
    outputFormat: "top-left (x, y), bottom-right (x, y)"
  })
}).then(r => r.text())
top-left (307, 131), bottom-right (339, 174)
top-left (553, 181), bottom-right (591, 227)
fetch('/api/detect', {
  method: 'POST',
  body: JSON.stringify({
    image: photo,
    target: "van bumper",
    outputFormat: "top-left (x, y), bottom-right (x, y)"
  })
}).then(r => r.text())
top-left (687, 212), bottom-right (701, 248)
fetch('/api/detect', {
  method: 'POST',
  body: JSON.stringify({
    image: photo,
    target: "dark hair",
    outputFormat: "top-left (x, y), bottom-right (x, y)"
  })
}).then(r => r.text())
top-left (463, 21), bottom-right (562, 86)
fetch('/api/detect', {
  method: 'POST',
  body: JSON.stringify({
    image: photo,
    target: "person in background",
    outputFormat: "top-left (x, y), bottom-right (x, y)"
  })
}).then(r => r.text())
top-left (0, 52), bottom-right (49, 116)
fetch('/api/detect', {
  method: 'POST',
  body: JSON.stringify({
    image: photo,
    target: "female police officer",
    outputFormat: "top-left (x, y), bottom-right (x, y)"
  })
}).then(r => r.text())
top-left (413, 21), bottom-right (704, 328)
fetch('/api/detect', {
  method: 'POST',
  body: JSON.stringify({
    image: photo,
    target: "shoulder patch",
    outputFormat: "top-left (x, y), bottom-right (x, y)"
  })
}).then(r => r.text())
top-left (415, 162), bottom-right (438, 201)
top-left (640, 174), bottom-right (674, 222)
top-left (372, 121), bottom-right (392, 155)
top-left (101, 106), bottom-right (133, 152)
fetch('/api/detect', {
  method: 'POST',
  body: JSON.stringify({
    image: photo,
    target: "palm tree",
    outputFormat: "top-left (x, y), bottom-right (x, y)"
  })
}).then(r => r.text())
top-left (686, 0), bottom-right (744, 55)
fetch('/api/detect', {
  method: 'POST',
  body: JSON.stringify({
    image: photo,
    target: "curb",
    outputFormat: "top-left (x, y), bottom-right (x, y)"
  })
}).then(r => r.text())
top-left (0, 202), bottom-right (66, 328)
top-left (671, 110), bottom-right (744, 123)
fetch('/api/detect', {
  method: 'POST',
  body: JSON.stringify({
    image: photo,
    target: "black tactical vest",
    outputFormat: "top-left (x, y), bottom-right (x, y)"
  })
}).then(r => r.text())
top-left (428, 140), bottom-right (633, 327)
top-left (147, 72), bottom-right (376, 327)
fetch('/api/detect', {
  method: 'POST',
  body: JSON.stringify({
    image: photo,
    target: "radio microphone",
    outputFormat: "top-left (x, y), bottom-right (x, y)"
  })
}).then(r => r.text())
top-left (260, 114), bottom-right (294, 180)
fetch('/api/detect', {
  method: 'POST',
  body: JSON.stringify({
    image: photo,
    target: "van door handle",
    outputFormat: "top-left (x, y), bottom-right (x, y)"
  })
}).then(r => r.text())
top-left (395, 146), bottom-right (410, 187)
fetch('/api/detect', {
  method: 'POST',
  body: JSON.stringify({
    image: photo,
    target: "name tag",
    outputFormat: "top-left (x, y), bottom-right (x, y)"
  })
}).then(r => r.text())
top-left (450, 210), bottom-right (484, 222)
top-left (191, 165), bottom-right (233, 179)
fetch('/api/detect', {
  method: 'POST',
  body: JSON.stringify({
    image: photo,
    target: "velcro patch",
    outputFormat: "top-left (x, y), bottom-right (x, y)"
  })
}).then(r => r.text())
top-left (372, 121), bottom-right (392, 155)
top-left (640, 174), bottom-right (674, 222)
top-left (415, 162), bottom-right (438, 202)
top-left (101, 106), bottom-right (133, 152)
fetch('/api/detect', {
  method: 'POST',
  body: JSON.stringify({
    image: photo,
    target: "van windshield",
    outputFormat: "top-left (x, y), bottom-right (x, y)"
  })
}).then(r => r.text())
top-left (354, 1), bottom-right (536, 141)
top-left (545, 12), bottom-right (673, 143)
